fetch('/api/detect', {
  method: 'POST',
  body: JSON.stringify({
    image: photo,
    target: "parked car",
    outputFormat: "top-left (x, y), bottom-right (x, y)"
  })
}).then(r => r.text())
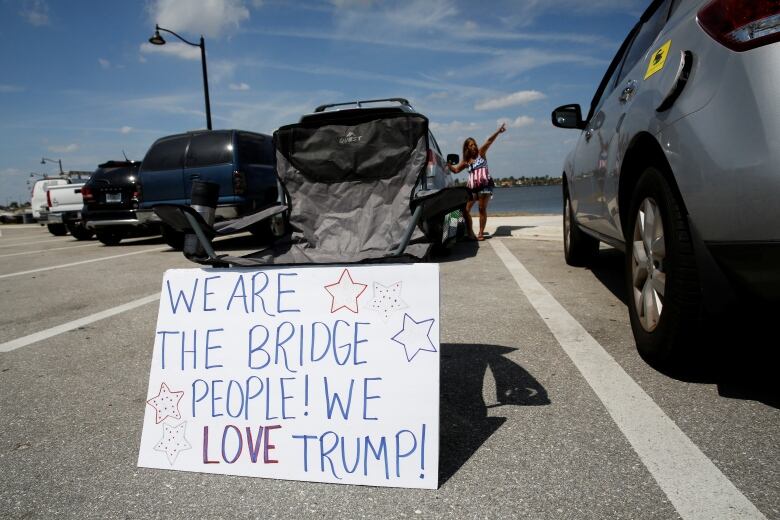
top-left (301, 98), bottom-right (461, 248)
top-left (551, 0), bottom-right (780, 365)
top-left (82, 160), bottom-right (158, 245)
top-left (44, 172), bottom-right (93, 238)
top-left (30, 178), bottom-right (68, 230)
top-left (136, 129), bottom-right (278, 249)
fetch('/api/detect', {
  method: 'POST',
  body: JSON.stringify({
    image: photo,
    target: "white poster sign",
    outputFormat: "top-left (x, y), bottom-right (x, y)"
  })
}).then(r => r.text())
top-left (138, 264), bottom-right (440, 489)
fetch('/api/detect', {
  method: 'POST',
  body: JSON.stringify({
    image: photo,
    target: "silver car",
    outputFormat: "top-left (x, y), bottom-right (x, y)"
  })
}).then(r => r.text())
top-left (552, 0), bottom-right (780, 365)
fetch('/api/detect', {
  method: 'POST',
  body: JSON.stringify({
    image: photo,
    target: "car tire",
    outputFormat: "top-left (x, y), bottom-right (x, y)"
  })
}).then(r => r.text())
top-left (563, 185), bottom-right (599, 266)
top-left (161, 224), bottom-right (185, 250)
top-left (625, 166), bottom-right (701, 366)
top-left (96, 230), bottom-right (123, 246)
top-left (47, 223), bottom-right (67, 236)
top-left (66, 222), bottom-right (94, 241)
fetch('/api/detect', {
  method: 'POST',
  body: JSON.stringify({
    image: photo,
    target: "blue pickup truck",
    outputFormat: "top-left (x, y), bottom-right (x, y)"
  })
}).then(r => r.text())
top-left (136, 129), bottom-right (279, 248)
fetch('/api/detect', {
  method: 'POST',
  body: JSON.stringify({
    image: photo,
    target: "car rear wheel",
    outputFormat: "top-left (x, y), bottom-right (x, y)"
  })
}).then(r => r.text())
top-left (47, 223), bottom-right (67, 236)
top-left (563, 186), bottom-right (599, 266)
top-left (625, 166), bottom-right (701, 365)
top-left (161, 224), bottom-right (185, 250)
top-left (66, 221), bottom-right (94, 241)
top-left (96, 230), bottom-right (123, 246)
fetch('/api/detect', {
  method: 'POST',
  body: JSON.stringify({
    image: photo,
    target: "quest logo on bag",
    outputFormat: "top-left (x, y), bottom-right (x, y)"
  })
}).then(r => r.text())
top-left (338, 130), bottom-right (363, 145)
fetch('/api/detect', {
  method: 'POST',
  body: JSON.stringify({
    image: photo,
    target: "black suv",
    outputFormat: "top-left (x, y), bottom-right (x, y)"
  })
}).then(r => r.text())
top-left (82, 160), bottom-right (157, 245)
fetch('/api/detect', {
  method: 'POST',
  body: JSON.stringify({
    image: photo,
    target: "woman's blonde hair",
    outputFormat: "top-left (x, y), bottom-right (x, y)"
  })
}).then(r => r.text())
top-left (462, 137), bottom-right (478, 162)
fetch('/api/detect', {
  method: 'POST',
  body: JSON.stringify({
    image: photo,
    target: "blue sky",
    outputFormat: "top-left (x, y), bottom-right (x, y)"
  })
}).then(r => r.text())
top-left (0, 0), bottom-right (645, 204)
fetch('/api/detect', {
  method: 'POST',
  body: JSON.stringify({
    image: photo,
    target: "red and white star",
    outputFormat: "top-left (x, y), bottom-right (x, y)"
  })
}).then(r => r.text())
top-left (324, 268), bottom-right (367, 313)
top-left (146, 382), bottom-right (184, 424)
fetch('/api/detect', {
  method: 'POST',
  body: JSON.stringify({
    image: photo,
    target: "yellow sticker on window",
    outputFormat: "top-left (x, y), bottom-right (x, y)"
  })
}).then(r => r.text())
top-left (644, 40), bottom-right (671, 80)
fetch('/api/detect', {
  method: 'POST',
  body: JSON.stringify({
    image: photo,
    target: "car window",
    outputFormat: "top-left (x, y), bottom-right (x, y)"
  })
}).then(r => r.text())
top-left (586, 25), bottom-right (637, 122)
top-left (616, 0), bottom-right (672, 85)
top-left (428, 131), bottom-right (442, 156)
top-left (237, 133), bottom-right (274, 165)
top-left (186, 131), bottom-right (233, 168)
top-left (142, 136), bottom-right (188, 171)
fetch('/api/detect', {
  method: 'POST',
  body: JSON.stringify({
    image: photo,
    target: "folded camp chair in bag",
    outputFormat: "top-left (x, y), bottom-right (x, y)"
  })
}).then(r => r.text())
top-left (153, 110), bottom-right (468, 267)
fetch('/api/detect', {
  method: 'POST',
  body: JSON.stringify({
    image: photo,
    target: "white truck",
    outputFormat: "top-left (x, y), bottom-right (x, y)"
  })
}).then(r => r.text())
top-left (30, 178), bottom-right (68, 229)
top-left (44, 172), bottom-right (93, 239)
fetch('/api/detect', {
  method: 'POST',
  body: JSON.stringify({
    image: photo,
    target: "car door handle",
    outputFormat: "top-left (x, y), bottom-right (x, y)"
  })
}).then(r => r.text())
top-left (619, 80), bottom-right (637, 103)
top-left (189, 174), bottom-right (201, 180)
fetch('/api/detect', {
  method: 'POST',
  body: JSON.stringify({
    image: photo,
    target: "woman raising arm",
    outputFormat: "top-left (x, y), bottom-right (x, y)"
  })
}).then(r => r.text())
top-left (448, 123), bottom-right (506, 240)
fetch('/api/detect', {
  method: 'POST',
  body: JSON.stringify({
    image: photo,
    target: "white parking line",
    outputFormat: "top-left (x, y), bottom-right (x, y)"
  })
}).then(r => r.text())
top-left (0, 237), bottom-right (72, 248)
top-left (489, 240), bottom-right (765, 520)
top-left (0, 293), bottom-right (161, 353)
top-left (0, 247), bottom-right (167, 279)
top-left (0, 242), bottom-right (100, 258)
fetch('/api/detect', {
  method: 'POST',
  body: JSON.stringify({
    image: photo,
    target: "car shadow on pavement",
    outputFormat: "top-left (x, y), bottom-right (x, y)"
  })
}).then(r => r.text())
top-left (437, 240), bottom-right (479, 262)
top-left (112, 236), bottom-right (166, 247)
top-left (439, 343), bottom-right (550, 485)
top-left (587, 248), bottom-right (629, 305)
top-left (492, 225), bottom-right (536, 237)
top-left (665, 309), bottom-right (780, 408)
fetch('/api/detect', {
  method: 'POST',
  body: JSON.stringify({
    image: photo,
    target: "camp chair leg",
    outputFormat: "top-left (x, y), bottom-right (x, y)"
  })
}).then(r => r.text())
top-left (393, 205), bottom-right (423, 257)
top-left (183, 211), bottom-right (221, 262)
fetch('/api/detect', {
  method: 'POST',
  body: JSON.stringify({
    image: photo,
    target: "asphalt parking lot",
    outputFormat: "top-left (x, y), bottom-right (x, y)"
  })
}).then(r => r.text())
top-left (0, 220), bottom-right (778, 519)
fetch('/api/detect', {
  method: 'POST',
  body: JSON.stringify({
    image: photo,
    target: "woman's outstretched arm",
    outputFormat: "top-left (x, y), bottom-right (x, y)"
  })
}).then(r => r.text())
top-left (479, 123), bottom-right (507, 157)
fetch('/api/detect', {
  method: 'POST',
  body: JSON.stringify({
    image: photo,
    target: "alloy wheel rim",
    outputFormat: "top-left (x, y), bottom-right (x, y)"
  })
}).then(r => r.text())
top-left (631, 197), bottom-right (666, 332)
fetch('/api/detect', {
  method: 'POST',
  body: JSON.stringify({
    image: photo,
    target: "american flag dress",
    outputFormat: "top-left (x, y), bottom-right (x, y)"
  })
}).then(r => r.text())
top-left (467, 155), bottom-right (492, 193)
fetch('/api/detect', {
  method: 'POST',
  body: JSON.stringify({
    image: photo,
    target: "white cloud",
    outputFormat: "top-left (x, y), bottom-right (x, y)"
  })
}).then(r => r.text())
top-left (148, 0), bottom-right (250, 39)
top-left (475, 90), bottom-right (546, 111)
top-left (48, 143), bottom-right (79, 153)
top-left (0, 84), bottom-right (25, 93)
top-left (120, 126), bottom-right (133, 134)
top-left (331, 0), bottom-right (375, 7)
top-left (497, 0), bottom-right (644, 28)
top-left (497, 115), bottom-right (535, 129)
top-left (430, 120), bottom-right (481, 134)
top-left (98, 58), bottom-right (111, 69)
top-left (19, 0), bottom-right (50, 26)
top-left (139, 41), bottom-right (200, 61)
top-left (331, 0), bottom-right (458, 38)
top-left (210, 60), bottom-right (237, 83)
top-left (229, 82), bottom-right (250, 91)
top-left (478, 49), bottom-right (605, 78)
top-left (121, 94), bottom-right (206, 120)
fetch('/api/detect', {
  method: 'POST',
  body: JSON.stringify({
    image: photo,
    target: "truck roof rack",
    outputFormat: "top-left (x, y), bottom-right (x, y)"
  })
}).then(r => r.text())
top-left (314, 98), bottom-right (412, 113)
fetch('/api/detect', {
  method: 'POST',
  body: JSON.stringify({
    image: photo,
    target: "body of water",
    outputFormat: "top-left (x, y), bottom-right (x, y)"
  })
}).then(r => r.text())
top-left (468, 184), bottom-right (562, 215)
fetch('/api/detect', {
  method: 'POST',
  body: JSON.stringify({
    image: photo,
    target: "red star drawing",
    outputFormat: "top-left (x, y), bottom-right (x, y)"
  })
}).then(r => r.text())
top-left (146, 382), bottom-right (184, 424)
top-left (324, 268), bottom-right (368, 313)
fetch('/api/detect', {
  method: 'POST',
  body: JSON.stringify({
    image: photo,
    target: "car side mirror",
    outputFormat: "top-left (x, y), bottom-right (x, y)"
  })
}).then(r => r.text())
top-left (446, 154), bottom-right (459, 165)
top-left (551, 104), bottom-right (586, 130)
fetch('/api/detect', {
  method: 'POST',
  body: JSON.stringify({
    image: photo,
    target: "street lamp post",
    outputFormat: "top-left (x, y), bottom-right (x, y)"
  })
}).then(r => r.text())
top-left (148, 24), bottom-right (213, 130)
top-left (40, 157), bottom-right (63, 175)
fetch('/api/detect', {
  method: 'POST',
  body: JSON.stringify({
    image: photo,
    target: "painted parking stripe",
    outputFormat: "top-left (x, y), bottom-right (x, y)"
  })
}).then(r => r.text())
top-left (0, 236), bottom-right (73, 248)
top-left (0, 242), bottom-right (100, 258)
top-left (0, 293), bottom-right (161, 353)
top-left (489, 239), bottom-right (765, 520)
top-left (0, 247), bottom-right (167, 279)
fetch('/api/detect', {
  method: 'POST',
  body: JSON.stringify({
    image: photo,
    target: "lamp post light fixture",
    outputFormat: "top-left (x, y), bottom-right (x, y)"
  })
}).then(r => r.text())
top-left (40, 157), bottom-right (63, 175)
top-left (148, 24), bottom-right (213, 130)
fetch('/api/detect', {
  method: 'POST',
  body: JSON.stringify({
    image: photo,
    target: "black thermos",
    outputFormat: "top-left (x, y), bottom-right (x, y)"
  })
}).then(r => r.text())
top-left (184, 180), bottom-right (219, 257)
